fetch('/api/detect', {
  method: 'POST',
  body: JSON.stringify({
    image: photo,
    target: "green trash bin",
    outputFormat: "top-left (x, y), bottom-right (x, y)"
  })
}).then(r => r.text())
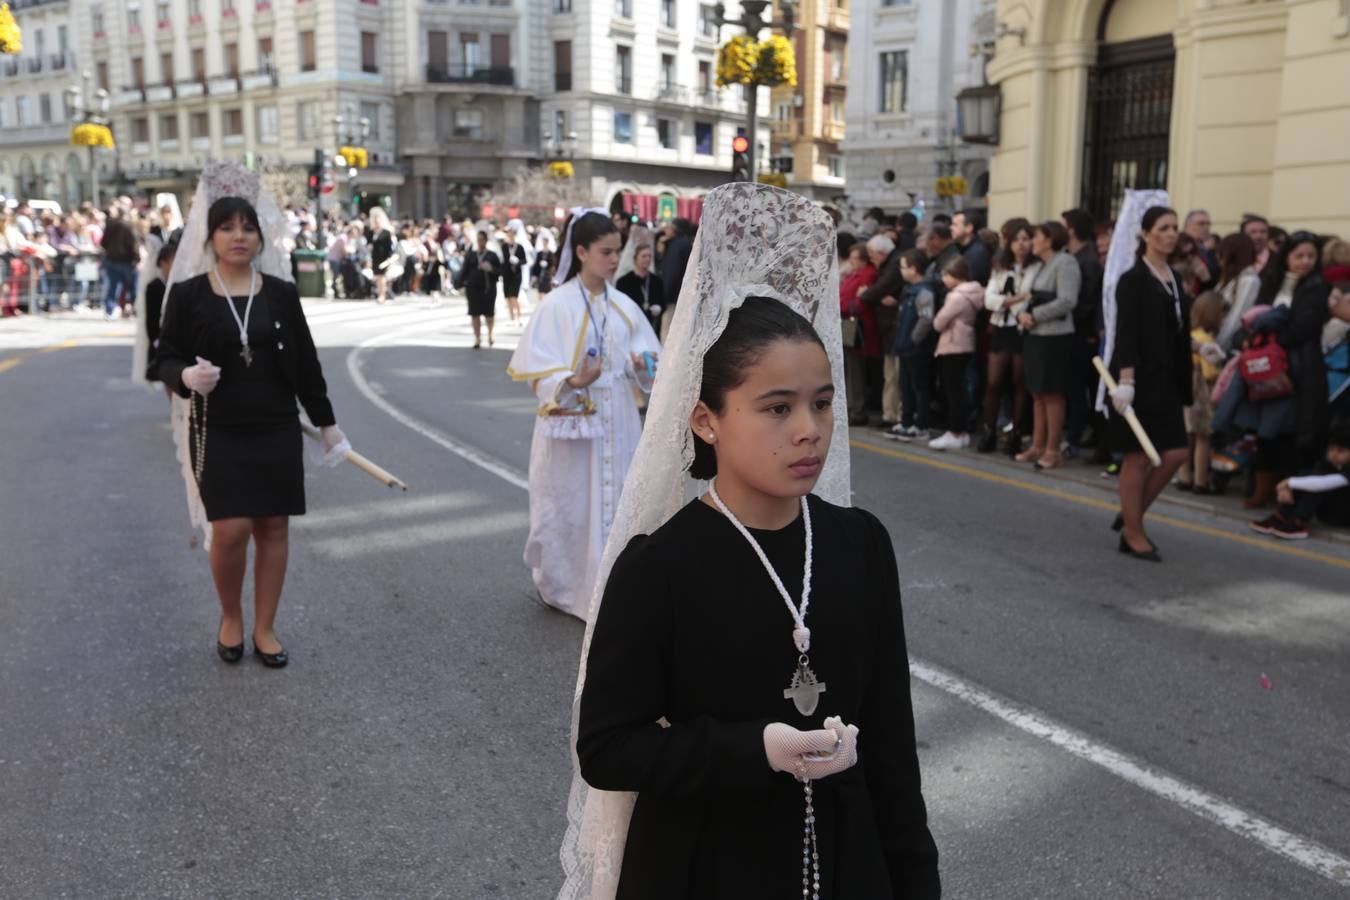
top-left (293, 249), bottom-right (328, 298)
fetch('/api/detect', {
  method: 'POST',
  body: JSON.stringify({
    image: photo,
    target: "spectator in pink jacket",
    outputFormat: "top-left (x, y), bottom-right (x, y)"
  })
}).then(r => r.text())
top-left (929, 255), bottom-right (986, 450)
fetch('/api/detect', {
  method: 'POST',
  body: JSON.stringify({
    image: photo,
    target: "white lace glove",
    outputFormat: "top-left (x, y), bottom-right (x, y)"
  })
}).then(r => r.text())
top-left (764, 716), bottom-right (859, 781)
top-left (649, 304), bottom-right (662, 316)
top-left (181, 356), bottom-right (221, 395)
top-left (1109, 382), bottom-right (1135, 415)
top-left (318, 425), bottom-right (351, 468)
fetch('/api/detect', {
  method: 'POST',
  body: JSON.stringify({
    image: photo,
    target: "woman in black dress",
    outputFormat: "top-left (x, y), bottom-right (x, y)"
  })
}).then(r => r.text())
top-left (615, 243), bottom-right (664, 335)
top-left (500, 229), bottom-right (528, 324)
top-left (144, 241), bottom-right (177, 385)
top-left (157, 197), bottom-right (345, 667)
top-left (368, 206), bottom-right (395, 304)
top-left (460, 230), bottom-right (500, 348)
top-left (1108, 206), bottom-right (1193, 560)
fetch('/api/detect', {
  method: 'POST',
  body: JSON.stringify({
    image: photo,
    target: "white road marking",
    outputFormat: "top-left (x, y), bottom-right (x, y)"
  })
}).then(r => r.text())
top-left (910, 660), bottom-right (1350, 888)
top-left (349, 318), bottom-right (1350, 890)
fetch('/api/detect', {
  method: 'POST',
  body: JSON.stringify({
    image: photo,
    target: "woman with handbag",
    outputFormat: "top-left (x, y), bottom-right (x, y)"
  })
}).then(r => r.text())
top-left (1016, 221), bottom-right (1081, 469)
top-left (1107, 206), bottom-right (1193, 561)
top-left (839, 243), bottom-right (879, 426)
top-left (981, 218), bottom-right (1039, 454)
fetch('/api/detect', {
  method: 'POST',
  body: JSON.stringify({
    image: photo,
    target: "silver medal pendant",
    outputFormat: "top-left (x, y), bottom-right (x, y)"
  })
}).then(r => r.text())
top-left (783, 655), bottom-right (826, 716)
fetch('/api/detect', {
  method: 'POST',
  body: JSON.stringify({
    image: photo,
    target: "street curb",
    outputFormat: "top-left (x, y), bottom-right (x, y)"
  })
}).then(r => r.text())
top-left (852, 428), bottom-right (1350, 550)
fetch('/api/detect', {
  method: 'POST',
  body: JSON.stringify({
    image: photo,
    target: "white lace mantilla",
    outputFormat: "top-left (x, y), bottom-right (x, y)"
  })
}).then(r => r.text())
top-left (557, 183), bottom-right (851, 899)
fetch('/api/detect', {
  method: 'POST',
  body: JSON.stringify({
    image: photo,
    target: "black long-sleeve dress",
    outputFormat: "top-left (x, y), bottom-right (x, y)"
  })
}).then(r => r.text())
top-left (461, 249), bottom-right (501, 318)
top-left (144, 276), bottom-right (167, 382)
top-left (156, 273), bottom-right (335, 521)
top-left (501, 243), bottom-right (527, 299)
top-left (578, 495), bottom-right (940, 900)
top-left (615, 269), bottom-right (664, 334)
top-left (1110, 259), bottom-right (1193, 454)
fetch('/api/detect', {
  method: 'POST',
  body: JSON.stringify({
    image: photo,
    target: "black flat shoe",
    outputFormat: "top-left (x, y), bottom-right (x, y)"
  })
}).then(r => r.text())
top-left (217, 641), bottom-right (244, 663)
top-left (1118, 536), bottom-right (1161, 562)
top-left (253, 642), bottom-right (289, 669)
top-left (1111, 513), bottom-right (1124, 532)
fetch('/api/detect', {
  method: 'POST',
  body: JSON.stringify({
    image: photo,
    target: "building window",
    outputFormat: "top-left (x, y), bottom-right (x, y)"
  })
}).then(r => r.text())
top-left (188, 0), bottom-right (202, 17)
top-left (697, 59), bottom-right (711, 94)
top-left (39, 93), bottom-right (52, 124)
top-left (660, 0), bottom-right (676, 28)
top-left (428, 30), bottom-right (448, 71)
top-left (613, 111), bottom-right (633, 144)
top-left (223, 108), bottom-right (243, 137)
top-left (258, 37), bottom-right (274, 69)
top-left (490, 33), bottom-right (510, 69)
top-left (879, 50), bottom-right (907, 113)
top-left (58, 25), bottom-right (68, 53)
top-left (554, 41), bottom-right (572, 91)
top-left (698, 4), bottom-right (717, 38)
top-left (296, 101), bottom-right (319, 140)
top-left (156, 1), bottom-right (171, 25)
top-left (159, 113), bottom-right (179, 141)
top-left (831, 97), bottom-right (844, 123)
top-left (615, 45), bottom-right (631, 94)
top-left (554, 110), bottom-right (568, 141)
top-left (190, 110), bottom-right (209, 138)
top-left (132, 116), bottom-right (150, 142)
top-left (615, 0), bottom-right (631, 17)
top-left (92, 8), bottom-right (105, 35)
top-left (830, 44), bottom-right (844, 81)
top-left (656, 118), bottom-right (676, 149)
top-left (694, 120), bottom-right (712, 155)
top-left (225, 43), bottom-right (239, 78)
top-left (128, 7), bottom-right (140, 31)
top-left (221, 0), bottom-right (235, 14)
top-left (160, 52), bottom-right (173, 83)
top-left (461, 32), bottom-right (480, 71)
top-left (256, 105), bottom-right (278, 143)
top-left (660, 54), bottom-right (675, 92)
top-left (361, 32), bottom-right (378, 73)
top-left (553, 0), bottom-right (571, 10)
top-left (828, 154), bottom-right (844, 178)
top-left (191, 47), bottom-right (205, 81)
top-left (96, 62), bottom-right (109, 91)
top-left (360, 101), bottom-right (381, 140)
top-left (15, 96), bottom-right (27, 126)
top-left (300, 31), bottom-right (316, 72)
top-left (453, 108), bottom-right (484, 139)
top-left (775, 101), bottom-right (792, 121)
top-left (132, 57), bottom-right (145, 90)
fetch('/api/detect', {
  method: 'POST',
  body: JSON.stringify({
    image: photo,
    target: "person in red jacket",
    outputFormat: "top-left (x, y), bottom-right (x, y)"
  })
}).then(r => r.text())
top-left (840, 243), bottom-right (880, 425)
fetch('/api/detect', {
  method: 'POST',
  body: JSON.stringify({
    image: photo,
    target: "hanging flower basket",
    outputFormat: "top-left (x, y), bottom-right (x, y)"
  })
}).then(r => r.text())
top-left (71, 123), bottom-right (116, 149)
top-left (547, 161), bottom-right (574, 179)
top-left (338, 146), bottom-right (368, 168)
top-left (0, 3), bottom-right (23, 55)
top-left (716, 34), bottom-right (797, 89)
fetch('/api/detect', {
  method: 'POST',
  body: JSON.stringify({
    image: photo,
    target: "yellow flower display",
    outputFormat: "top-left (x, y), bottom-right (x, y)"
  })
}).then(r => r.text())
top-left (935, 175), bottom-right (969, 198)
top-left (548, 161), bottom-right (575, 180)
top-left (71, 123), bottom-right (116, 149)
top-left (0, 3), bottom-right (22, 55)
top-left (757, 172), bottom-right (788, 188)
top-left (338, 146), bottom-right (369, 168)
top-left (717, 34), bottom-right (797, 89)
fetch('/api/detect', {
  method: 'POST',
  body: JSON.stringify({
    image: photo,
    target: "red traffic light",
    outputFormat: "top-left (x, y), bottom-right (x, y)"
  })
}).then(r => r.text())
top-left (731, 135), bottom-right (750, 154)
top-left (308, 174), bottom-right (319, 188)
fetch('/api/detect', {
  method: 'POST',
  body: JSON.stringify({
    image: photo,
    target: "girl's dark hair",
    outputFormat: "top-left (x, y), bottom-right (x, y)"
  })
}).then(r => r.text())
top-left (1256, 230), bottom-right (1324, 305)
top-left (1134, 205), bottom-right (1177, 258)
top-left (156, 241), bottom-right (178, 267)
top-left (1216, 232), bottom-right (1256, 288)
top-left (206, 197), bottom-right (261, 242)
top-left (564, 212), bottom-right (620, 281)
top-left (1035, 220), bottom-right (1069, 253)
top-left (690, 297), bottom-right (825, 480)
top-left (942, 254), bottom-right (972, 281)
top-left (995, 216), bottom-right (1032, 270)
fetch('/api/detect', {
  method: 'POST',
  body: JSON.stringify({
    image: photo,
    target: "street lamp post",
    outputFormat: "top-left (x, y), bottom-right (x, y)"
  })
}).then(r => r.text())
top-left (712, 0), bottom-right (797, 183)
top-left (66, 69), bottom-right (111, 207)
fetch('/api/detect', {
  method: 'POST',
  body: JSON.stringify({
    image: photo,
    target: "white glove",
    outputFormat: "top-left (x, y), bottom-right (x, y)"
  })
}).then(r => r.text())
top-left (181, 356), bottom-right (221, 395)
top-left (764, 716), bottom-right (859, 782)
top-left (1110, 382), bottom-right (1135, 416)
top-left (1199, 343), bottom-right (1227, 367)
top-left (649, 304), bottom-right (662, 316)
top-left (318, 425), bottom-right (351, 468)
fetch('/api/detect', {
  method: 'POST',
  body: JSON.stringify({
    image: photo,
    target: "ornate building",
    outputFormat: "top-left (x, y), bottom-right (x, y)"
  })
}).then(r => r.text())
top-left (766, 0), bottom-right (848, 202)
top-left (985, 0), bottom-right (1350, 233)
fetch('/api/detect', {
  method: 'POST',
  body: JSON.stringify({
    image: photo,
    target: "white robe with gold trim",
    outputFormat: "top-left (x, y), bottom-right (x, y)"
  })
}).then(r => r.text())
top-left (507, 278), bottom-right (662, 620)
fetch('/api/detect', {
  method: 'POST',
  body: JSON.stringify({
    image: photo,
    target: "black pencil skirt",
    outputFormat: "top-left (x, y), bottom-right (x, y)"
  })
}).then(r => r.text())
top-left (193, 421), bottom-right (305, 521)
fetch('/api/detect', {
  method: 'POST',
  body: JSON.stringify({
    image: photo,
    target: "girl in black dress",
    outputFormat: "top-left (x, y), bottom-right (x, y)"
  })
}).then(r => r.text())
top-left (577, 298), bottom-right (939, 898)
top-left (461, 230), bottom-right (501, 348)
top-left (500, 229), bottom-right (528, 324)
top-left (157, 197), bottom-right (345, 667)
top-left (368, 207), bottom-right (395, 304)
top-left (1108, 206), bottom-right (1193, 561)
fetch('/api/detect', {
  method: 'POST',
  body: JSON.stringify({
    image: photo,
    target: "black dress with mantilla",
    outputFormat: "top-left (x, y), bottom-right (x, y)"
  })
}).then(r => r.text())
top-left (578, 495), bottom-right (940, 900)
top-left (156, 273), bottom-right (335, 521)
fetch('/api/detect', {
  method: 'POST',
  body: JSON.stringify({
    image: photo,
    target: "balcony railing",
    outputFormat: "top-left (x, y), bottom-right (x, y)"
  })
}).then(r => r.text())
top-left (426, 64), bottom-right (514, 87)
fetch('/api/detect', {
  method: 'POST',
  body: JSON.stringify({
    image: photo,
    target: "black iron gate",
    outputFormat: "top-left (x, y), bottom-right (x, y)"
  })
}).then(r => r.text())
top-left (1081, 35), bottom-right (1175, 222)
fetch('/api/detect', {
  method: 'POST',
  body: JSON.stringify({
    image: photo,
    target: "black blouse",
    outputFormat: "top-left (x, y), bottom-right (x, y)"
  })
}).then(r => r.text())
top-left (616, 270), bottom-right (664, 329)
top-left (156, 273), bottom-right (335, 429)
top-left (578, 496), bottom-right (940, 900)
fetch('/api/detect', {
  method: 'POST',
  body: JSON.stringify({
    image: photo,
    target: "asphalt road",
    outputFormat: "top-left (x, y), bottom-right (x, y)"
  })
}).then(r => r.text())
top-left (2, 296), bottom-right (1348, 899)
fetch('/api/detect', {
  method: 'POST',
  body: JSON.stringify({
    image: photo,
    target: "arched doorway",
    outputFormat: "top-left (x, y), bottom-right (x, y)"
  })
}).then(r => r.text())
top-left (1080, 0), bottom-right (1177, 220)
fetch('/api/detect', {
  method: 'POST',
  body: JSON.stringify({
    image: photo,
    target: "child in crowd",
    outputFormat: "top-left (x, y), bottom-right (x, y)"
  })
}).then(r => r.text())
top-left (928, 255), bottom-right (985, 450)
top-left (1250, 417), bottom-right (1350, 540)
top-left (1179, 291), bottom-right (1227, 493)
top-left (888, 249), bottom-right (936, 441)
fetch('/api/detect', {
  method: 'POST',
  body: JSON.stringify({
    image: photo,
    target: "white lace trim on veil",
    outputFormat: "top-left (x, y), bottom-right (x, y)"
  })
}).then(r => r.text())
top-left (557, 183), bottom-right (851, 900)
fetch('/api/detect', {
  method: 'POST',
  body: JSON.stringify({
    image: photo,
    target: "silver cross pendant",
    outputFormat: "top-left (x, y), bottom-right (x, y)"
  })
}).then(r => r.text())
top-left (783, 657), bottom-right (826, 716)
top-left (240, 343), bottom-right (254, 367)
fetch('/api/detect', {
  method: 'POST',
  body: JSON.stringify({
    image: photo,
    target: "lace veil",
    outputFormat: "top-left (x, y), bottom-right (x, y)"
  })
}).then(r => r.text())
top-left (165, 161), bottom-right (295, 549)
top-left (1095, 188), bottom-right (1169, 413)
top-left (557, 183), bottom-right (851, 899)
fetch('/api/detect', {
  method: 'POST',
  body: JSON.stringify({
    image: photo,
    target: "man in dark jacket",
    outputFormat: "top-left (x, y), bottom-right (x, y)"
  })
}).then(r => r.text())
top-left (100, 208), bottom-right (139, 321)
top-left (896, 212), bottom-right (918, 252)
top-left (658, 218), bottom-right (694, 340)
top-left (1062, 207), bottom-right (1105, 454)
top-left (859, 234), bottom-right (904, 425)
top-left (952, 209), bottom-right (991, 286)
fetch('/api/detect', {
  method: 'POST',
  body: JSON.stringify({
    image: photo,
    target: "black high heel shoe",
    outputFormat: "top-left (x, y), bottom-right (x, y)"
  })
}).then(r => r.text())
top-left (253, 641), bottom-right (289, 669)
top-left (1118, 535), bottom-right (1161, 562)
top-left (217, 641), bottom-right (244, 663)
top-left (1112, 513), bottom-right (1124, 532)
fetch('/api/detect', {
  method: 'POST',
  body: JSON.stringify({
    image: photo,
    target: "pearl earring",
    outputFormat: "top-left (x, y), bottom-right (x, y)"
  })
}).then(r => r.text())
top-left (707, 432), bottom-right (715, 441)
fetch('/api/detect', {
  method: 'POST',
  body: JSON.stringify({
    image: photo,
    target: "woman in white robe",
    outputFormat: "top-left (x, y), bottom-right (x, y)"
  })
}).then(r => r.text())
top-left (508, 210), bottom-right (661, 620)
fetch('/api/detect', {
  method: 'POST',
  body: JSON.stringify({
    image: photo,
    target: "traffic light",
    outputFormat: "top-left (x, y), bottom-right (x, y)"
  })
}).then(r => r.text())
top-left (309, 148), bottom-right (324, 200)
top-left (730, 134), bottom-right (751, 182)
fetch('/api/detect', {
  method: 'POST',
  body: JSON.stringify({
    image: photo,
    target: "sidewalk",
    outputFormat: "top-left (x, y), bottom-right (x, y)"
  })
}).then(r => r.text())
top-left (852, 425), bottom-right (1350, 549)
